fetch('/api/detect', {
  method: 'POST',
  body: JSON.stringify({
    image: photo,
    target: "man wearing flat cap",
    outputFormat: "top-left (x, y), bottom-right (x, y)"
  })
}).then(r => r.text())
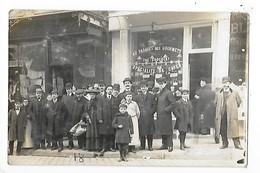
top-left (215, 76), bottom-right (243, 150)
top-left (118, 77), bottom-right (136, 102)
top-left (135, 80), bottom-right (157, 151)
top-left (156, 77), bottom-right (176, 152)
top-left (28, 87), bottom-right (47, 150)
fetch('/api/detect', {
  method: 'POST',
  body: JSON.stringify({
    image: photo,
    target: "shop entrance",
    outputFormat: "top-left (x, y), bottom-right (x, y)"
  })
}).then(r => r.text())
top-left (189, 53), bottom-right (212, 99)
top-left (49, 65), bottom-right (73, 95)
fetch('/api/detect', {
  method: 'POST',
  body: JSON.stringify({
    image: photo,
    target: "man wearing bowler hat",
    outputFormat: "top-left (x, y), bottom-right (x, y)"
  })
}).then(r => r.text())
top-left (156, 77), bottom-right (176, 152)
top-left (215, 76), bottom-right (243, 150)
top-left (28, 88), bottom-right (47, 150)
top-left (118, 77), bottom-right (136, 102)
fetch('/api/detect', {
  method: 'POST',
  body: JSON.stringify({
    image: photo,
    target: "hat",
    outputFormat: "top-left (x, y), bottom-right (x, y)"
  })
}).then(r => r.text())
top-left (14, 96), bottom-right (22, 103)
top-left (22, 95), bottom-right (29, 101)
top-left (119, 103), bottom-right (127, 109)
top-left (140, 80), bottom-right (147, 86)
top-left (75, 89), bottom-right (84, 95)
top-left (85, 87), bottom-right (100, 94)
top-left (99, 80), bottom-right (106, 86)
top-left (65, 83), bottom-right (72, 89)
top-left (124, 91), bottom-right (133, 97)
top-left (156, 77), bottom-right (166, 84)
top-left (222, 76), bottom-right (231, 83)
top-left (123, 77), bottom-right (132, 84)
top-left (200, 77), bottom-right (208, 83)
top-left (113, 83), bottom-right (120, 91)
top-left (35, 88), bottom-right (43, 93)
top-left (51, 89), bottom-right (58, 94)
top-left (181, 89), bottom-right (189, 94)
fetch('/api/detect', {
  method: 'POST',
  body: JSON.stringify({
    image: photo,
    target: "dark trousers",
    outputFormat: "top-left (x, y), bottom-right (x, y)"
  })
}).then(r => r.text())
top-left (101, 134), bottom-right (114, 150)
top-left (77, 133), bottom-right (86, 149)
top-left (9, 141), bottom-right (23, 155)
top-left (161, 135), bottom-right (173, 147)
top-left (140, 135), bottom-right (153, 149)
top-left (220, 112), bottom-right (241, 147)
top-left (118, 143), bottom-right (128, 160)
top-left (67, 132), bottom-right (74, 147)
top-left (51, 135), bottom-right (63, 146)
top-left (179, 131), bottom-right (187, 145)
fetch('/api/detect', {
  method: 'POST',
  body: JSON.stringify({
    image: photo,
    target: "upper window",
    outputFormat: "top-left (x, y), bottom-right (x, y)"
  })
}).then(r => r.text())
top-left (192, 26), bottom-right (212, 49)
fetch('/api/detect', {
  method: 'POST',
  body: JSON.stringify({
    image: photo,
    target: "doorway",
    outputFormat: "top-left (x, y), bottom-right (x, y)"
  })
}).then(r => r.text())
top-left (189, 53), bottom-right (212, 99)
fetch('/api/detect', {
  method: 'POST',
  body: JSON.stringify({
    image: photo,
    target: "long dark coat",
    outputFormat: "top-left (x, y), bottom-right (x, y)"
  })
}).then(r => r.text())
top-left (156, 87), bottom-right (176, 135)
top-left (195, 85), bottom-right (216, 130)
top-left (70, 97), bottom-right (86, 127)
top-left (62, 94), bottom-right (76, 132)
top-left (135, 92), bottom-right (157, 135)
top-left (28, 97), bottom-right (47, 140)
top-left (112, 112), bottom-right (134, 144)
top-left (46, 99), bottom-right (68, 136)
top-left (215, 88), bottom-right (242, 138)
top-left (8, 109), bottom-right (27, 141)
top-left (97, 95), bottom-right (120, 135)
top-left (174, 99), bottom-right (194, 132)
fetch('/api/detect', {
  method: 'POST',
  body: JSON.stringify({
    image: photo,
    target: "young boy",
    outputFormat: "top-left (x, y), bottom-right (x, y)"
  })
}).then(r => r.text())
top-left (8, 97), bottom-right (27, 155)
top-left (112, 104), bottom-right (134, 162)
top-left (173, 89), bottom-right (194, 150)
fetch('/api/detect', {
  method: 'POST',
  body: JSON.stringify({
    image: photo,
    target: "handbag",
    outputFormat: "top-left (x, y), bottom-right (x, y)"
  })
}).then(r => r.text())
top-left (70, 121), bottom-right (87, 136)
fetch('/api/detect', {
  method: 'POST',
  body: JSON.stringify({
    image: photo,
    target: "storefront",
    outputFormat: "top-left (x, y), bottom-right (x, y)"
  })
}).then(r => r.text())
top-left (9, 10), bottom-right (110, 97)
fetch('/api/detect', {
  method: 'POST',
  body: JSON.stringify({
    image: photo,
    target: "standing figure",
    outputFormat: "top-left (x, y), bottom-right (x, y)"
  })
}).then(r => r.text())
top-left (135, 80), bottom-right (157, 151)
top-left (8, 97), bottom-right (27, 155)
top-left (173, 90), bottom-right (194, 150)
top-left (156, 77), bottom-right (176, 152)
top-left (97, 85), bottom-right (120, 156)
top-left (28, 88), bottom-right (47, 150)
top-left (215, 76), bottom-right (243, 150)
top-left (46, 90), bottom-right (68, 152)
top-left (124, 91), bottom-right (140, 153)
top-left (194, 77), bottom-right (215, 135)
top-left (62, 83), bottom-right (76, 150)
top-left (82, 87), bottom-right (102, 153)
top-left (112, 104), bottom-right (134, 162)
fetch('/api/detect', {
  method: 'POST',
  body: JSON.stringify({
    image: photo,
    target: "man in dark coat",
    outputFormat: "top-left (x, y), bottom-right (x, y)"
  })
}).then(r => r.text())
top-left (28, 88), bottom-right (47, 150)
top-left (156, 77), bottom-right (176, 152)
top-left (173, 90), bottom-right (194, 150)
top-left (62, 83), bottom-right (76, 149)
top-left (118, 78), bottom-right (136, 102)
top-left (8, 97), bottom-right (27, 155)
top-left (135, 80), bottom-right (157, 151)
top-left (46, 89), bottom-right (68, 152)
top-left (72, 89), bottom-right (87, 150)
top-left (97, 85), bottom-right (120, 156)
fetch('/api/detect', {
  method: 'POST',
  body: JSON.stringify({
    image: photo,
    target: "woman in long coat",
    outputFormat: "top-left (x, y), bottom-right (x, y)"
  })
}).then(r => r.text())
top-left (22, 97), bottom-right (34, 148)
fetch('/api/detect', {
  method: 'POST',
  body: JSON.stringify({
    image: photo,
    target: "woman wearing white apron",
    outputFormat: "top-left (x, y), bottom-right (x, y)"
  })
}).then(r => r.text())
top-left (22, 97), bottom-right (34, 148)
top-left (123, 92), bottom-right (140, 153)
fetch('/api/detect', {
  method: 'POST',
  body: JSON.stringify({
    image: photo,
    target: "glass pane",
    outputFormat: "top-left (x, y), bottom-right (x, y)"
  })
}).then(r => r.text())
top-left (50, 41), bottom-right (73, 65)
top-left (192, 26), bottom-right (212, 49)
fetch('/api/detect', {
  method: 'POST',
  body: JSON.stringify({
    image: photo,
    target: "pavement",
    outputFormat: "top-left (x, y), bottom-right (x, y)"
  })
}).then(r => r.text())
top-left (7, 133), bottom-right (247, 167)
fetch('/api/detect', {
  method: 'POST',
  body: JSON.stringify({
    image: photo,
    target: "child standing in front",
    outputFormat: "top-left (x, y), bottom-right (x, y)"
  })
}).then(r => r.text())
top-left (112, 104), bottom-right (133, 162)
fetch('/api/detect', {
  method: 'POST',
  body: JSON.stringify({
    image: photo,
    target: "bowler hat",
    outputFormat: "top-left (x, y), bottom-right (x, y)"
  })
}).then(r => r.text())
top-left (200, 77), bottom-right (208, 83)
top-left (181, 89), bottom-right (189, 94)
top-left (156, 77), bottom-right (166, 84)
top-left (113, 83), bottom-right (120, 91)
top-left (51, 89), bottom-right (58, 94)
top-left (222, 76), bottom-right (231, 83)
top-left (75, 89), bottom-right (84, 95)
top-left (123, 77), bottom-right (132, 84)
top-left (35, 88), bottom-right (43, 93)
top-left (140, 80), bottom-right (147, 86)
top-left (14, 96), bottom-right (22, 103)
top-left (65, 83), bottom-right (72, 89)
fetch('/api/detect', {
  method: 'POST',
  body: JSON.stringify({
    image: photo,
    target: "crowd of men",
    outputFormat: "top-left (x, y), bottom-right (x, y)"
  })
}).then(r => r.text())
top-left (8, 76), bottom-right (244, 157)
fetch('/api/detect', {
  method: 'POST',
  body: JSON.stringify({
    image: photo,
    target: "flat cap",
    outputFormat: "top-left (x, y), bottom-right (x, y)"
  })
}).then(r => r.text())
top-left (156, 77), bottom-right (166, 84)
top-left (222, 76), bottom-right (231, 83)
top-left (35, 88), bottom-right (43, 93)
top-left (65, 83), bottom-right (72, 89)
top-left (75, 89), bottom-right (84, 95)
top-left (123, 77), bottom-right (132, 84)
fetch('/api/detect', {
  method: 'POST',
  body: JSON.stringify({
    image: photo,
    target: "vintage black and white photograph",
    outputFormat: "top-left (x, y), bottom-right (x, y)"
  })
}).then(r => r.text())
top-left (6, 9), bottom-right (250, 168)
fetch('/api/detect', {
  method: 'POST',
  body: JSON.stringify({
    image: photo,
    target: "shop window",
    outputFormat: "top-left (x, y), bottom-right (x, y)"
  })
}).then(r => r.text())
top-left (131, 28), bottom-right (183, 90)
top-left (192, 26), bottom-right (212, 49)
top-left (50, 41), bottom-right (73, 65)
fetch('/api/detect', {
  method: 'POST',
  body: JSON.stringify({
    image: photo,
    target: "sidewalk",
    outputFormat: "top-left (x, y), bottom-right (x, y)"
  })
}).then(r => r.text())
top-left (8, 133), bottom-right (247, 167)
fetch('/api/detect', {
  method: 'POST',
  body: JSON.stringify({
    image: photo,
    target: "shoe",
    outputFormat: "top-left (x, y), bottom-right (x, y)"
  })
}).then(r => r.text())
top-left (220, 145), bottom-right (228, 149)
top-left (235, 145), bottom-right (243, 150)
top-left (124, 158), bottom-right (128, 162)
top-left (183, 144), bottom-right (190, 149)
top-left (100, 149), bottom-right (105, 156)
top-left (215, 136), bottom-right (220, 144)
top-left (58, 147), bottom-right (63, 152)
top-left (157, 146), bottom-right (167, 150)
top-left (138, 146), bottom-right (145, 150)
top-left (93, 152), bottom-right (99, 158)
top-left (148, 147), bottom-right (153, 151)
top-left (118, 159), bottom-right (122, 162)
top-left (168, 147), bottom-right (173, 152)
top-left (68, 145), bottom-right (73, 150)
top-left (109, 148), bottom-right (116, 152)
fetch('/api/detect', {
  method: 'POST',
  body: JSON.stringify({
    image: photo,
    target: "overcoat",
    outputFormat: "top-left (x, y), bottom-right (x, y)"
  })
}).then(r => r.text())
top-left (62, 94), bottom-right (76, 132)
top-left (156, 87), bottom-right (176, 135)
top-left (195, 85), bottom-right (215, 129)
top-left (46, 98), bottom-right (68, 136)
top-left (71, 97), bottom-right (86, 126)
top-left (135, 92), bottom-right (156, 135)
top-left (215, 88), bottom-right (242, 138)
top-left (28, 97), bottom-right (47, 140)
top-left (97, 95), bottom-right (120, 135)
top-left (112, 112), bottom-right (134, 144)
top-left (173, 99), bottom-right (194, 132)
top-left (8, 109), bottom-right (27, 141)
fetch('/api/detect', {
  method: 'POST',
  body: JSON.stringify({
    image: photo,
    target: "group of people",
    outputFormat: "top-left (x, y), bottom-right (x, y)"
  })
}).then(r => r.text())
top-left (8, 76), bottom-right (244, 161)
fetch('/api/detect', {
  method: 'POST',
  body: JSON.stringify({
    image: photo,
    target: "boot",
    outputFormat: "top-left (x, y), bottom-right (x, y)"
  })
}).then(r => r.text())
top-left (183, 133), bottom-right (190, 149)
top-left (68, 141), bottom-right (74, 150)
top-left (16, 142), bottom-right (23, 156)
top-left (58, 140), bottom-right (63, 152)
top-left (9, 141), bottom-right (14, 155)
top-left (233, 137), bottom-right (243, 150)
top-left (179, 133), bottom-right (185, 150)
top-left (147, 136), bottom-right (153, 151)
top-left (220, 141), bottom-right (229, 149)
top-left (51, 142), bottom-right (58, 150)
top-left (139, 136), bottom-right (145, 150)
top-left (40, 140), bottom-right (46, 150)
top-left (100, 148), bottom-right (106, 156)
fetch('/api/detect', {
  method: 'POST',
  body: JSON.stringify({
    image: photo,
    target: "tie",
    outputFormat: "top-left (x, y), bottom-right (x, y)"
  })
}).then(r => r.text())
top-left (108, 95), bottom-right (111, 99)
